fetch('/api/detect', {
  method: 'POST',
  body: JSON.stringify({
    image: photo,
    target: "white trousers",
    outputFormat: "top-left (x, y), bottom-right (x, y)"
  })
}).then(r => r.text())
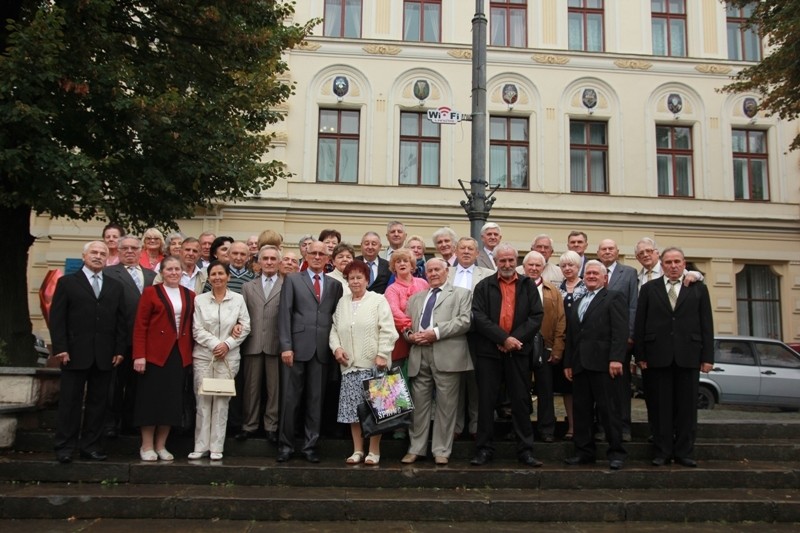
top-left (193, 355), bottom-right (240, 453)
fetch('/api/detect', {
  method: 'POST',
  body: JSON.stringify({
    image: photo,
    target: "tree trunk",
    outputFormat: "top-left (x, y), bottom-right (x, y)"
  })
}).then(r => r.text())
top-left (0, 204), bottom-right (37, 366)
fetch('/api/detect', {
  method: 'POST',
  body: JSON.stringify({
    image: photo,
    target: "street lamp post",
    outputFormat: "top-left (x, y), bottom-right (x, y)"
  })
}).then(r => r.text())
top-left (459, 0), bottom-right (499, 241)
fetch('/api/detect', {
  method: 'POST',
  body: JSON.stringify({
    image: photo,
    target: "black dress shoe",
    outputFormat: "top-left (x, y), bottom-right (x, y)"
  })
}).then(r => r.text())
top-left (235, 430), bottom-right (254, 442)
top-left (79, 450), bottom-right (107, 461)
top-left (304, 451), bottom-right (321, 463)
top-left (675, 457), bottom-right (697, 468)
top-left (518, 452), bottom-right (543, 467)
top-left (564, 456), bottom-right (596, 466)
top-left (56, 453), bottom-right (72, 464)
top-left (540, 434), bottom-right (555, 443)
top-left (469, 449), bottom-right (493, 466)
top-left (609, 459), bottom-right (624, 470)
top-left (266, 431), bottom-right (278, 444)
top-left (276, 450), bottom-right (291, 463)
top-left (651, 457), bottom-right (670, 466)
top-left (104, 427), bottom-right (119, 439)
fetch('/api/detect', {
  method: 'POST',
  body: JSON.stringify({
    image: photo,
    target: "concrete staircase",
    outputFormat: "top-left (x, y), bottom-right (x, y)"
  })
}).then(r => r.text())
top-left (1, 410), bottom-right (799, 525)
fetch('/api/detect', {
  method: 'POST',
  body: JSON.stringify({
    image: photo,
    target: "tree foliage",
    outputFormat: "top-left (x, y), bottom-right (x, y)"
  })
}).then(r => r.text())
top-left (1, 0), bottom-right (315, 231)
top-left (721, 0), bottom-right (800, 150)
top-left (0, 0), bottom-right (315, 364)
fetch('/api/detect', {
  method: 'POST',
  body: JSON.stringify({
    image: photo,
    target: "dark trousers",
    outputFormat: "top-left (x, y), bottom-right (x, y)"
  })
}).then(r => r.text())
top-left (278, 357), bottom-right (326, 454)
top-left (572, 369), bottom-right (626, 461)
top-left (533, 361), bottom-right (555, 437)
top-left (105, 353), bottom-right (136, 432)
top-left (475, 354), bottom-right (534, 455)
top-left (645, 363), bottom-right (699, 460)
top-left (55, 365), bottom-right (112, 454)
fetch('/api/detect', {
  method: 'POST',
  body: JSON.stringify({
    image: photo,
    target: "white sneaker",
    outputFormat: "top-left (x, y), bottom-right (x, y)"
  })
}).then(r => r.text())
top-left (187, 451), bottom-right (209, 460)
top-left (155, 449), bottom-right (174, 461)
top-left (139, 449), bottom-right (158, 462)
top-left (210, 452), bottom-right (223, 461)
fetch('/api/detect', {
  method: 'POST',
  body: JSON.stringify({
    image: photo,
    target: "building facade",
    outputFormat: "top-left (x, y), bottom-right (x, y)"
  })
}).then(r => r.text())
top-left (29, 0), bottom-right (800, 343)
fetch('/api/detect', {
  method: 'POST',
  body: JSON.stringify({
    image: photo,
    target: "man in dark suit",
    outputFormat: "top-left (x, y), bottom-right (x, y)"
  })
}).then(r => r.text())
top-left (356, 231), bottom-right (391, 294)
top-left (597, 238), bottom-right (639, 441)
top-left (635, 247), bottom-right (714, 468)
top-left (277, 240), bottom-right (343, 462)
top-left (50, 241), bottom-right (127, 463)
top-left (470, 243), bottom-right (544, 468)
top-left (102, 235), bottom-right (156, 437)
top-left (563, 260), bottom-right (628, 470)
top-left (239, 245), bottom-right (283, 444)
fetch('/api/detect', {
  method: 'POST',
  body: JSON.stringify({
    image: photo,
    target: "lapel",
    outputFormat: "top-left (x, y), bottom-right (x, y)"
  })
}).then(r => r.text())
top-left (153, 284), bottom-right (178, 335)
top-left (433, 285), bottom-right (450, 311)
top-left (266, 276), bottom-right (283, 307)
top-left (581, 288), bottom-right (606, 324)
top-left (76, 270), bottom-right (99, 299)
top-left (653, 279), bottom-right (673, 311)
top-left (607, 265), bottom-right (620, 290)
top-left (673, 280), bottom-right (691, 311)
top-left (178, 286), bottom-right (192, 335)
top-left (113, 265), bottom-right (138, 292)
top-left (302, 271), bottom-right (319, 304)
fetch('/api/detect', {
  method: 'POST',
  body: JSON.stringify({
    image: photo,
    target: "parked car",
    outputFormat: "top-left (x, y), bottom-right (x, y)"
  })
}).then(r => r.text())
top-left (633, 335), bottom-right (800, 411)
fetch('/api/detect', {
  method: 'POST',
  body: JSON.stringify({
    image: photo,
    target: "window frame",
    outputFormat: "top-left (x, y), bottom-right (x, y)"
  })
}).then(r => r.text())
top-left (656, 125), bottom-right (694, 198)
top-left (736, 265), bottom-right (782, 340)
top-left (323, 0), bottom-right (363, 38)
top-left (316, 109), bottom-right (360, 184)
top-left (569, 120), bottom-right (609, 194)
top-left (489, 115), bottom-right (529, 190)
top-left (489, 0), bottom-right (528, 48)
top-left (651, 0), bottom-right (687, 57)
top-left (568, 0), bottom-right (604, 52)
top-left (403, 0), bottom-right (442, 43)
top-left (732, 129), bottom-right (769, 202)
top-left (726, 5), bottom-right (762, 61)
top-left (399, 111), bottom-right (441, 187)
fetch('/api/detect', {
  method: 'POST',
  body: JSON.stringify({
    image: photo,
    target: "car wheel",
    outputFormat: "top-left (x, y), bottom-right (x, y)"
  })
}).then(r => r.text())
top-left (697, 386), bottom-right (716, 410)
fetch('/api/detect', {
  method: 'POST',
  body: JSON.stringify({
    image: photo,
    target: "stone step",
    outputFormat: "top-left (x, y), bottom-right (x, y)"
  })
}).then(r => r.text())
top-left (1, 453), bottom-right (798, 491)
top-left (1, 482), bottom-right (798, 522)
top-left (12, 429), bottom-right (800, 463)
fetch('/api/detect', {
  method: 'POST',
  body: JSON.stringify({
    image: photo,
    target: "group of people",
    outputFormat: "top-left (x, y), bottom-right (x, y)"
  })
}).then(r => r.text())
top-left (50, 220), bottom-right (713, 471)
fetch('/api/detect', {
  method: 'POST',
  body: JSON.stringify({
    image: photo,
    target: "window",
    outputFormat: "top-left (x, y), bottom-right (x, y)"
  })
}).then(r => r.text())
top-left (404, 0), bottom-right (441, 42)
top-left (736, 265), bottom-right (781, 339)
top-left (715, 341), bottom-right (756, 366)
top-left (489, 116), bottom-right (528, 189)
top-left (732, 129), bottom-right (768, 201)
top-left (651, 0), bottom-right (686, 57)
top-left (317, 109), bottom-right (359, 183)
top-left (656, 125), bottom-right (693, 197)
top-left (568, 0), bottom-right (604, 52)
top-left (754, 342), bottom-right (800, 369)
top-left (490, 0), bottom-right (527, 47)
top-left (569, 121), bottom-right (608, 193)
top-left (727, 4), bottom-right (761, 61)
top-left (399, 112), bottom-right (440, 186)
top-left (324, 0), bottom-right (362, 38)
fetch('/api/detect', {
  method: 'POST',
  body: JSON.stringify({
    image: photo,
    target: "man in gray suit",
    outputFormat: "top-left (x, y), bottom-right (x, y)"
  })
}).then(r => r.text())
top-left (277, 240), bottom-right (343, 463)
top-left (239, 245), bottom-right (283, 444)
top-left (597, 238), bottom-right (638, 441)
top-left (475, 222), bottom-right (501, 270)
top-left (448, 237), bottom-right (495, 438)
top-left (103, 235), bottom-right (156, 437)
top-left (401, 258), bottom-right (472, 465)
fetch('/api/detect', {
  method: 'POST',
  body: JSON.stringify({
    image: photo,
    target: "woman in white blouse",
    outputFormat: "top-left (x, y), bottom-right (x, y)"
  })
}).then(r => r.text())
top-left (190, 260), bottom-right (250, 460)
top-left (330, 261), bottom-right (398, 466)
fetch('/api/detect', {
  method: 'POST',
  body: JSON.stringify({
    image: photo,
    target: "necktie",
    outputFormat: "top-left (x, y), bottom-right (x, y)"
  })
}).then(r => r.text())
top-left (128, 266), bottom-right (143, 293)
top-left (264, 277), bottom-right (273, 299)
top-left (313, 274), bottom-right (321, 302)
top-left (367, 261), bottom-right (375, 285)
top-left (578, 291), bottom-right (594, 322)
top-left (456, 268), bottom-right (469, 289)
top-left (92, 274), bottom-right (101, 298)
top-left (420, 288), bottom-right (440, 329)
top-left (606, 267), bottom-right (613, 285)
top-left (668, 281), bottom-right (679, 310)
top-left (647, 270), bottom-right (653, 281)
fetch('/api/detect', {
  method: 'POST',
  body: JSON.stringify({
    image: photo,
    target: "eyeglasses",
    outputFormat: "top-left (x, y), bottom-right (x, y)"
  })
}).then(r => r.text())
top-left (308, 251), bottom-right (327, 257)
top-left (144, 237), bottom-right (160, 242)
top-left (636, 249), bottom-right (656, 257)
top-left (119, 246), bottom-right (140, 251)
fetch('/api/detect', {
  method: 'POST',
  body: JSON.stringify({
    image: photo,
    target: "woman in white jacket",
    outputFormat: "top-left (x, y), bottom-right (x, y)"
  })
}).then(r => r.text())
top-left (330, 261), bottom-right (398, 466)
top-left (190, 261), bottom-right (250, 460)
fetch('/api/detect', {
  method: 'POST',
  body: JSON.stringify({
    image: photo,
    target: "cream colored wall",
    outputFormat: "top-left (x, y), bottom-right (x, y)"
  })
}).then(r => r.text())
top-left (27, 1), bottom-right (800, 344)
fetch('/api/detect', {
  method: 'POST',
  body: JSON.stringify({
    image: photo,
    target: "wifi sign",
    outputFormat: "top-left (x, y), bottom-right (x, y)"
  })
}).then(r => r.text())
top-left (427, 106), bottom-right (464, 124)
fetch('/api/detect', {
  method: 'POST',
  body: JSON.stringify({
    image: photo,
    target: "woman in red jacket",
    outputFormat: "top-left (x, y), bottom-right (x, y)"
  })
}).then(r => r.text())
top-left (131, 256), bottom-right (195, 461)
